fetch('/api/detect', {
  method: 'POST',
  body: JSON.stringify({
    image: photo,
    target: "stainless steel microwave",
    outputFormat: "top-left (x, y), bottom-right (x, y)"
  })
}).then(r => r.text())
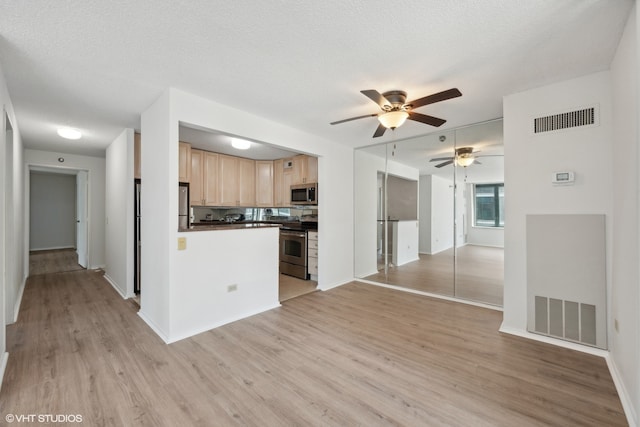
top-left (291, 183), bottom-right (317, 205)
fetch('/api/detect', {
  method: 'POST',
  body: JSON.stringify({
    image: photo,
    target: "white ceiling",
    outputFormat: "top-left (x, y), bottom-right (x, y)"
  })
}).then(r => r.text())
top-left (0, 1), bottom-right (633, 157)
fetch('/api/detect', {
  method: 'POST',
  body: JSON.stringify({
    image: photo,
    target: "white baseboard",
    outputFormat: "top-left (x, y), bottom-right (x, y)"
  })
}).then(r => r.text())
top-left (30, 246), bottom-right (75, 252)
top-left (355, 279), bottom-right (503, 312)
top-left (319, 278), bottom-right (351, 292)
top-left (137, 311), bottom-right (170, 344)
top-left (605, 353), bottom-right (637, 427)
top-left (12, 276), bottom-right (27, 323)
top-left (166, 302), bottom-right (281, 344)
top-left (103, 274), bottom-right (127, 299)
top-left (0, 352), bottom-right (8, 393)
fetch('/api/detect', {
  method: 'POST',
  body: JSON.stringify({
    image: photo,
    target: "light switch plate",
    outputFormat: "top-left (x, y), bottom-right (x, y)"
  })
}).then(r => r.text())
top-left (177, 237), bottom-right (186, 251)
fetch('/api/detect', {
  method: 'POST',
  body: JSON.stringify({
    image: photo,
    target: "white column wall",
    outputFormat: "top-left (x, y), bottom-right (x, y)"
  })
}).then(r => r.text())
top-left (502, 71), bottom-right (614, 336)
top-left (610, 3), bottom-right (640, 425)
top-left (105, 129), bottom-right (135, 298)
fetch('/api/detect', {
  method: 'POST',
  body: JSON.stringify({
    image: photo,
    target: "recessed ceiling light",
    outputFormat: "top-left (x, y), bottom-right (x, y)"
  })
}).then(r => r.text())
top-left (57, 127), bottom-right (82, 140)
top-left (231, 138), bottom-right (250, 150)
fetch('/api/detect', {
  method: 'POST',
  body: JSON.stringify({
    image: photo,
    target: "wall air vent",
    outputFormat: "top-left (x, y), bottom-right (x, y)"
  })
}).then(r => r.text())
top-left (533, 106), bottom-right (598, 134)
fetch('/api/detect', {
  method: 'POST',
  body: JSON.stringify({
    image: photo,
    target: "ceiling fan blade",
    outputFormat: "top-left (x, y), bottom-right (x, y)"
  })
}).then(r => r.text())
top-left (330, 114), bottom-right (378, 125)
top-left (407, 88), bottom-right (462, 109)
top-left (430, 156), bottom-right (454, 162)
top-left (372, 123), bottom-right (386, 138)
top-left (474, 160), bottom-right (482, 165)
top-left (435, 160), bottom-right (454, 168)
top-left (407, 112), bottom-right (446, 127)
top-left (361, 90), bottom-right (391, 109)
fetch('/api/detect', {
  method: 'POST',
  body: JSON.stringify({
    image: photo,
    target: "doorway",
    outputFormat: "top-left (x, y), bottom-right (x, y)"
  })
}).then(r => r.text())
top-left (28, 167), bottom-right (89, 276)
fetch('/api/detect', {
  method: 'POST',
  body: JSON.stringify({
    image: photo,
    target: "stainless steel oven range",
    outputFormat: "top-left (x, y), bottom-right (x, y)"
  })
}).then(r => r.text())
top-left (279, 228), bottom-right (308, 280)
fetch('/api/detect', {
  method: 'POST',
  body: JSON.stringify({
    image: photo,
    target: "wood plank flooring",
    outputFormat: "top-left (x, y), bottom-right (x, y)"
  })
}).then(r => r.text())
top-left (365, 245), bottom-right (504, 306)
top-left (279, 273), bottom-right (317, 302)
top-left (0, 268), bottom-right (626, 426)
top-left (28, 248), bottom-right (84, 276)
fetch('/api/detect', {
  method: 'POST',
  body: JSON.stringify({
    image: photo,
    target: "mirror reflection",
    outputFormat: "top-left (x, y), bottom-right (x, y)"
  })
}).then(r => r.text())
top-left (354, 119), bottom-right (504, 306)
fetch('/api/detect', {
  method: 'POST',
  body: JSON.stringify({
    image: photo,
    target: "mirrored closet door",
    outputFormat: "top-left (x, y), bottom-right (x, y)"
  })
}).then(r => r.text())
top-left (354, 119), bottom-right (504, 306)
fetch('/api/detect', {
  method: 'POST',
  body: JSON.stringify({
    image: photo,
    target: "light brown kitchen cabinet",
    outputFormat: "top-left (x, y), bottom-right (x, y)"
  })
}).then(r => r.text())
top-left (203, 152), bottom-right (219, 205)
top-left (273, 159), bottom-right (284, 207)
top-left (308, 231), bottom-right (318, 276)
top-left (218, 155), bottom-right (256, 207)
top-left (286, 154), bottom-right (318, 185)
top-left (255, 161), bottom-right (274, 207)
top-left (134, 133), bottom-right (141, 179)
top-left (190, 149), bottom-right (219, 206)
top-left (178, 142), bottom-right (191, 183)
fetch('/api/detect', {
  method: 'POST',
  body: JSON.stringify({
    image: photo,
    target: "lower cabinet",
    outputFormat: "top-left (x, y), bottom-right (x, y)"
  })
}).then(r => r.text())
top-left (308, 231), bottom-right (318, 276)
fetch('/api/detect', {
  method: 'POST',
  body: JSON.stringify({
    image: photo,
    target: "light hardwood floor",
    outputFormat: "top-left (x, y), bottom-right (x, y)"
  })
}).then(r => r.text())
top-left (28, 248), bottom-right (84, 276)
top-left (279, 273), bottom-right (317, 302)
top-left (0, 262), bottom-right (626, 426)
top-left (365, 245), bottom-right (504, 306)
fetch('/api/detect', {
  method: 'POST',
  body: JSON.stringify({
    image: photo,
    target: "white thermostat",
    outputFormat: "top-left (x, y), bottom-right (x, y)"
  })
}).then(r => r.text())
top-left (552, 171), bottom-right (575, 185)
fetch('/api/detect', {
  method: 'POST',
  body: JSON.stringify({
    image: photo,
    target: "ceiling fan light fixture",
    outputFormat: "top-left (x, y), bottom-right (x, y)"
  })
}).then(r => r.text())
top-left (378, 110), bottom-right (409, 129)
top-left (455, 155), bottom-right (475, 167)
top-left (231, 138), bottom-right (251, 150)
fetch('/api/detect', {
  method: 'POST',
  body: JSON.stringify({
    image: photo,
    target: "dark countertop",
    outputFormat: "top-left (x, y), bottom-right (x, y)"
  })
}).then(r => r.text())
top-left (179, 222), bottom-right (281, 232)
top-left (181, 220), bottom-right (318, 232)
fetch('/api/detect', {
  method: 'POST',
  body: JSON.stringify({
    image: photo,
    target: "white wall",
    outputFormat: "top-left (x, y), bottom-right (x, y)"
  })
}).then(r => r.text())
top-left (354, 150), bottom-right (419, 277)
top-left (610, 3), bottom-right (639, 424)
top-left (24, 150), bottom-right (106, 269)
top-left (29, 172), bottom-right (76, 250)
top-left (141, 88), bottom-right (355, 342)
top-left (0, 62), bottom-right (25, 387)
top-left (393, 220), bottom-right (419, 266)
top-left (502, 72), bottom-right (614, 339)
top-left (419, 174), bottom-right (455, 254)
top-left (104, 129), bottom-right (135, 298)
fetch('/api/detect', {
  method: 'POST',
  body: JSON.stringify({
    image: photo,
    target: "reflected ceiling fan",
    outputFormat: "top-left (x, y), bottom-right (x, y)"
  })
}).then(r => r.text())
top-left (430, 147), bottom-right (499, 168)
top-left (330, 88), bottom-right (462, 138)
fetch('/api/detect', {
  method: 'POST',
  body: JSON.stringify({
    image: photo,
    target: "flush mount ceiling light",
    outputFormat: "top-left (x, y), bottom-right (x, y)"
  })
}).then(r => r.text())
top-left (377, 110), bottom-right (409, 129)
top-left (57, 127), bottom-right (82, 140)
top-left (231, 138), bottom-right (251, 150)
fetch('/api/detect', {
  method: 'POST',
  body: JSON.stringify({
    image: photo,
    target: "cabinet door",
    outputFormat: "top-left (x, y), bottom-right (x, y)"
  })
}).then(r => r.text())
top-left (282, 167), bottom-right (295, 206)
top-left (255, 161), bottom-right (273, 207)
top-left (218, 154), bottom-right (238, 206)
top-left (190, 149), bottom-right (204, 206)
top-left (134, 133), bottom-right (141, 179)
top-left (203, 152), bottom-right (219, 206)
top-left (304, 156), bottom-right (318, 183)
top-left (273, 159), bottom-right (284, 207)
top-left (178, 142), bottom-right (191, 183)
top-left (238, 158), bottom-right (256, 206)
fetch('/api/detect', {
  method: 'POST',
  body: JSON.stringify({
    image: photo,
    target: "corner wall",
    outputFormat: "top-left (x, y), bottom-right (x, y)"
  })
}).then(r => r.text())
top-left (0, 62), bottom-right (25, 388)
top-left (502, 71), bottom-right (614, 335)
top-left (610, 3), bottom-right (639, 424)
top-left (105, 129), bottom-right (135, 298)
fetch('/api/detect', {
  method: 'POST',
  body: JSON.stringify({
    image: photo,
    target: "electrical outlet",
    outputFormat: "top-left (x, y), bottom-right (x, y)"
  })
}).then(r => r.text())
top-left (227, 284), bottom-right (238, 292)
top-left (614, 319), bottom-right (619, 332)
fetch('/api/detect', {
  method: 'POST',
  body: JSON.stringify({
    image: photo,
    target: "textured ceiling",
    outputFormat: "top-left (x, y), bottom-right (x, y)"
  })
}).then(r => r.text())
top-left (0, 0), bottom-right (633, 157)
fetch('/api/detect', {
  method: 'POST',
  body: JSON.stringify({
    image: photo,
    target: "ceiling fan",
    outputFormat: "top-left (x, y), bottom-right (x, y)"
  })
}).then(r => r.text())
top-left (330, 88), bottom-right (462, 138)
top-left (430, 147), bottom-right (485, 168)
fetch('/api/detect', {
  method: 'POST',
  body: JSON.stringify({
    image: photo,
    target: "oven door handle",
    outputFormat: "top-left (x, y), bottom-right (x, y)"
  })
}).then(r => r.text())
top-left (281, 231), bottom-right (307, 238)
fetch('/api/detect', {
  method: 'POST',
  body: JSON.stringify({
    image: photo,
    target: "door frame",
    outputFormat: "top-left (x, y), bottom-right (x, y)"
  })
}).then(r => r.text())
top-left (25, 165), bottom-right (91, 274)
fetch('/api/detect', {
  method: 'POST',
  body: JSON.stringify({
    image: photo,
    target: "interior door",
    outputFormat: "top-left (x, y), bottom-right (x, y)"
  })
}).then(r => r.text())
top-left (76, 171), bottom-right (88, 268)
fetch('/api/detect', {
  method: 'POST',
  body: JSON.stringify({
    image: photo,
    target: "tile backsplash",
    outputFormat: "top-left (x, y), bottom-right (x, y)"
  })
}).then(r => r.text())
top-left (192, 206), bottom-right (317, 222)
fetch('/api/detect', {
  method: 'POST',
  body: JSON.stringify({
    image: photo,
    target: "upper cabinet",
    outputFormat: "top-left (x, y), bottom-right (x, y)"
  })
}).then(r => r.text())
top-left (134, 133), bottom-right (141, 179)
top-left (190, 149), bottom-right (219, 206)
top-left (218, 154), bottom-right (256, 207)
top-left (273, 159), bottom-right (284, 207)
top-left (256, 161), bottom-right (274, 207)
top-left (178, 141), bottom-right (191, 183)
top-left (285, 155), bottom-right (318, 185)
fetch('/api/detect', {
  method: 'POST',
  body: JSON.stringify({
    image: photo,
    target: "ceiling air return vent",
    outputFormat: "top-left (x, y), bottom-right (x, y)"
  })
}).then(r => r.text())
top-left (533, 105), bottom-right (598, 134)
